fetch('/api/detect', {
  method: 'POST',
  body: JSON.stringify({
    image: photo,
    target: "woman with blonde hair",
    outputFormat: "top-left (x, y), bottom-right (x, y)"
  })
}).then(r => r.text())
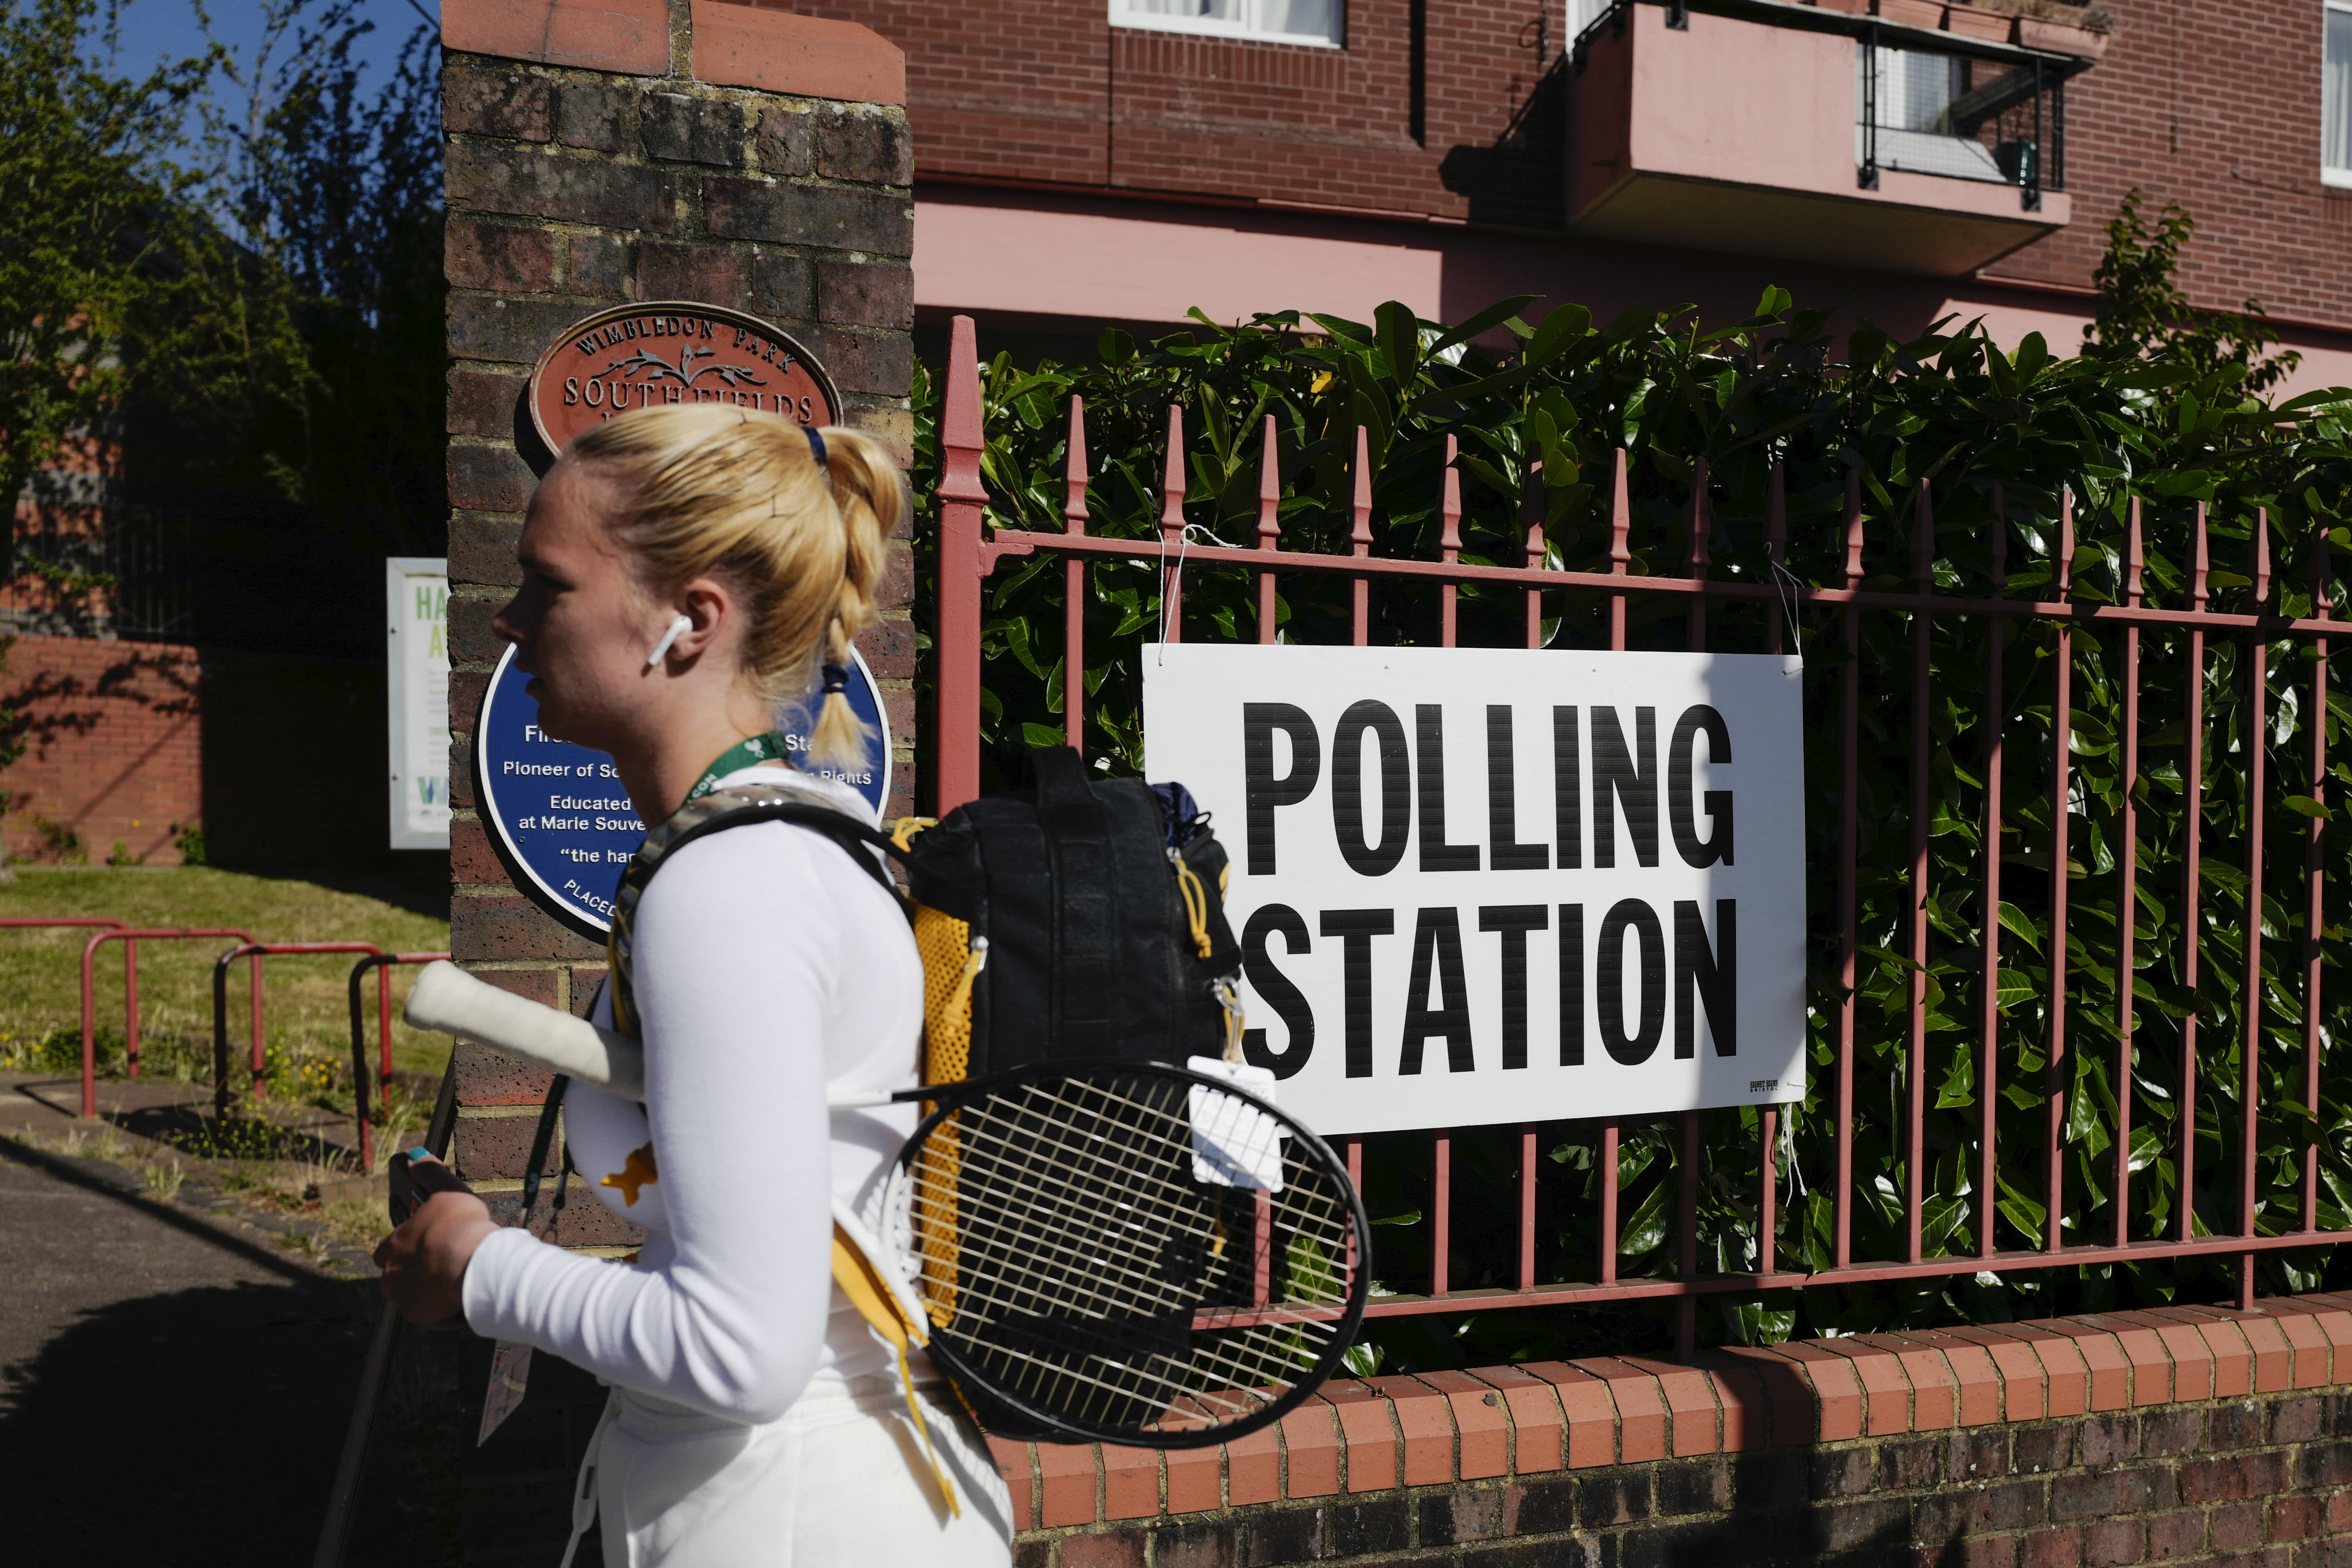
top-left (373, 406), bottom-right (1014, 1566)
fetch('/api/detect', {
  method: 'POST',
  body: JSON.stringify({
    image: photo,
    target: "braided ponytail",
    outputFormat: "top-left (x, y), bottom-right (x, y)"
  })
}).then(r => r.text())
top-left (806, 426), bottom-right (900, 769)
top-left (565, 407), bottom-right (907, 772)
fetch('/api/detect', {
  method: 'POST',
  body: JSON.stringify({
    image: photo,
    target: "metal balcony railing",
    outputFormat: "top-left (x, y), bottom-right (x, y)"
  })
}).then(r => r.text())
top-left (1858, 29), bottom-right (2067, 206)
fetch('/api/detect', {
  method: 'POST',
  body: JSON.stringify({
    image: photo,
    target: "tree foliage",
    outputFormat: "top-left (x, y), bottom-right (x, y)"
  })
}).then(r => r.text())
top-left (914, 200), bottom-right (2352, 1365)
top-left (0, 0), bottom-right (444, 651)
top-left (0, 0), bottom-right (211, 563)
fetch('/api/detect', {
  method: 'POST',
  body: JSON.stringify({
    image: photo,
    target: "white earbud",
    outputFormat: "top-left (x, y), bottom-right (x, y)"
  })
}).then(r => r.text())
top-left (646, 614), bottom-right (693, 667)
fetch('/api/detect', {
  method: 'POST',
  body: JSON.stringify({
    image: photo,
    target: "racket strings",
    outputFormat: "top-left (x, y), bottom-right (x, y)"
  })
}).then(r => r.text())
top-left (916, 1095), bottom-right (1353, 1321)
top-left (906, 1070), bottom-right (1362, 1436)
top-left (936, 1084), bottom-right (1358, 1288)
top-left (906, 1150), bottom-right (1354, 1321)
top-left (948, 1082), bottom-right (1358, 1260)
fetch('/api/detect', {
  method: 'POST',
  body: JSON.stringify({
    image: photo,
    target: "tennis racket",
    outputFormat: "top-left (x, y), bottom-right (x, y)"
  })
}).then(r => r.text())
top-left (873, 1057), bottom-right (1368, 1447)
top-left (404, 962), bottom-right (1373, 1448)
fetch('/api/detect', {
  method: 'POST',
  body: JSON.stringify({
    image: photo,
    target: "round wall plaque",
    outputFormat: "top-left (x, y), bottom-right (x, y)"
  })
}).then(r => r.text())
top-left (527, 301), bottom-right (841, 456)
top-left (474, 643), bottom-right (892, 936)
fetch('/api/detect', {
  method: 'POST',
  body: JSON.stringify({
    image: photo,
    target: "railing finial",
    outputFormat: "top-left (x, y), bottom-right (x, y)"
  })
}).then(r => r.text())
top-left (1440, 435), bottom-right (1463, 562)
top-left (1160, 403), bottom-right (1187, 542)
top-left (1256, 415), bottom-right (1281, 549)
top-left (2316, 525), bottom-right (2334, 619)
top-left (1843, 470), bottom-right (1864, 589)
top-left (2057, 488), bottom-right (2075, 595)
top-left (1610, 448), bottom-right (1631, 577)
top-left (1063, 397), bottom-right (1089, 536)
top-left (2192, 502), bottom-right (2211, 610)
top-left (2125, 495), bottom-right (2144, 607)
top-left (940, 314), bottom-right (987, 507)
top-left (2254, 507), bottom-right (2272, 607)
top-left (1350, 426), bottom-right (1374, 555)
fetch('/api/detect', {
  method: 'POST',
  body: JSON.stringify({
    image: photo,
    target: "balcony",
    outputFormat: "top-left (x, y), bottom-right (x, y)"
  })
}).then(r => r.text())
top-left (1567, 0), bottom-right (2098, 277)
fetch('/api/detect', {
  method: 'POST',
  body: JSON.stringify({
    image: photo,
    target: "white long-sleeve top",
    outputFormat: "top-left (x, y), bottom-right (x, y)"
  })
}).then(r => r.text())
top-left (461, 768), bottom-right (921, 1424)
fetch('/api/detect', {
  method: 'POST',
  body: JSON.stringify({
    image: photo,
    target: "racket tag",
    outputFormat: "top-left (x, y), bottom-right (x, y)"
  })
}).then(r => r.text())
top-left (1184, 1057), bottom-right (1286, 1192)
top-left (478, 1339), bottom-right (534, 1446)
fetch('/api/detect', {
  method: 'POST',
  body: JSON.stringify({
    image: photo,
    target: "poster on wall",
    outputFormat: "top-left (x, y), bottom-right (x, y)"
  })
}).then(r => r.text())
top-left (385, 557), bottom-right (451, 850)
top-left (1142, 644), bottom-right (1807, 1136)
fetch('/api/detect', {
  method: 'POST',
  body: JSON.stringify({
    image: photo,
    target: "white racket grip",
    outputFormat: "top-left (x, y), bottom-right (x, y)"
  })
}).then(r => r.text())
top-left (404, 960), bottom-right (647, 1100)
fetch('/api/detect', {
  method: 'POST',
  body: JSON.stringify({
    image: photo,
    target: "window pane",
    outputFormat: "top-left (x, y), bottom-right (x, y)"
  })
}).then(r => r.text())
top-left (2328, 7), bottom-right (2352, 170)
top-left (1125, 0), bottom-right (1240, 18)
top-left (1262, 0), bottom-right (1337, 38)
top-left (1860, 45), bottom-right (2003, 182)
top-left (1875, 47), bottom-right (1957, 133)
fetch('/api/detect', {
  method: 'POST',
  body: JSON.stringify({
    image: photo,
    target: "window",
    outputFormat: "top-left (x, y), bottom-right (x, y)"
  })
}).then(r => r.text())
top-left (2327, 2), bottom-right (2352, 184)
top-left (1853, 42), bottom-right (2041, 185)
top-left (1567, 0), bottom-right (1614, 40)
top-left (1113, 0), bottom-right (1343, 47)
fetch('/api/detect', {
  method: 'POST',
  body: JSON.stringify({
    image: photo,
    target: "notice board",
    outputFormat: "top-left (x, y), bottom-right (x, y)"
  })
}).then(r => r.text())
top-left (1143, 644), bottom-right (1807, 1135)
top-left (386, 557), bottom-right (451, 850)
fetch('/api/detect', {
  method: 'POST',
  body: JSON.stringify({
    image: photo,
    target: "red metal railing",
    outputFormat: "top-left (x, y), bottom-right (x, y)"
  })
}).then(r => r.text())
top-left (346, 951), bottom-right (452, 1172)
top-left (60, 927), bottom-right (450, 1170)
top-left (2, 918), bottom-right (128, 1074)
top-left (80, 927), bottom-right (256, 1117)
top-left (211, 943), bottom-right (390, 1121)
top-left (930, 313), bottom-right (2349, 1355)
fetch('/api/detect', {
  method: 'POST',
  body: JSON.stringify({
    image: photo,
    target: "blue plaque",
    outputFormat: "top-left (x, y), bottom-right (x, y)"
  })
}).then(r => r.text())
top-left (474, 642), bottom-right (892, 935)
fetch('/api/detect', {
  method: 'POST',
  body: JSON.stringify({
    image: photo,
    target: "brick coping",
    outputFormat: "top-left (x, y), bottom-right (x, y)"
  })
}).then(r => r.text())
top-left (984, 1293), bottom-right (2352, 1533)
top-left (441, 0), bottom-right (905, 103)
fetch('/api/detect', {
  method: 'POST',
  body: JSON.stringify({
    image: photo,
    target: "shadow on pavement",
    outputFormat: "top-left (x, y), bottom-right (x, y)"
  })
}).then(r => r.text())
top-left (0, 1276), bottom-right (383, 1562)
top-left (0, 1133), bottom-right (457, 1563)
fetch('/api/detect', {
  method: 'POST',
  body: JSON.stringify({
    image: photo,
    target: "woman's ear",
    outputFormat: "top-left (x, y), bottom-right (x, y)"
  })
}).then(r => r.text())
top-left (649, 578), bottom-right (739, 669)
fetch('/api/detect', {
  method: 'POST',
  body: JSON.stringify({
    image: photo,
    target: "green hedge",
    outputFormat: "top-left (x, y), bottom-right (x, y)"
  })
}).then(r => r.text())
top-left (910, 199), bottom-right (2352, 1370)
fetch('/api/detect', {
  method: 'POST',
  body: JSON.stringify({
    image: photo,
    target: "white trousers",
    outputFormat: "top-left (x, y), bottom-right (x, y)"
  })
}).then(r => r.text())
top-left (565, 1377), bottom-right (1015, 1568)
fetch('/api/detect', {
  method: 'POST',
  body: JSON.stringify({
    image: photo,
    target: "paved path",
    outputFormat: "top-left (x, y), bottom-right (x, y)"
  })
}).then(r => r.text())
top-left (0, 1079), bottom-right (441, 1564)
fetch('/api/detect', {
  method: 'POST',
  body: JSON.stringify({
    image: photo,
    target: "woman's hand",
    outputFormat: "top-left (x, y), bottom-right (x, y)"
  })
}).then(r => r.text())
top-left (374, 1189), bottom-right (500, 1329)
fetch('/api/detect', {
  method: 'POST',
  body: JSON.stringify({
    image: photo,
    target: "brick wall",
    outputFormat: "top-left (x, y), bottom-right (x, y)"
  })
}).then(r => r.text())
top-left (1005, 1293), bottom-right (2352, 1567)
top-left (797, 0), bottom-right (2349, 333)
top-left (434, 1), bottom-right (916, 1553)
top-left (1979, 0), bottom-right (2352, 330)
top-left (0, 634), bottom-right (199, 865)
top-left (441, 0), bottom-right (917, 1160)
top-left (788, 0), bottom-right (1553, 222)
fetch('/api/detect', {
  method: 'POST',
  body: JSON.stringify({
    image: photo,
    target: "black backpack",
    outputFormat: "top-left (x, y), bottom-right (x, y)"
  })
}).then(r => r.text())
top-left (895, 746), bottom-right (1246, 1078)
top-left (590, 742), bottom-right (1244, 1081)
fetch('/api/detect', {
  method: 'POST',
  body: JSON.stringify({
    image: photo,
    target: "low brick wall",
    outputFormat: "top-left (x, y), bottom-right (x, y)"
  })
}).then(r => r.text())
top-left (0, 633), bottom-right (199, 865)
top-left (996, 1294), bottom-right (2352, 1567)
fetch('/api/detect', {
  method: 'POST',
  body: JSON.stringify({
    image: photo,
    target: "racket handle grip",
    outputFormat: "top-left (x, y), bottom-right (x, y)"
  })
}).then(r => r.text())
top-left (388, 1146), bottom-right (474, 1226)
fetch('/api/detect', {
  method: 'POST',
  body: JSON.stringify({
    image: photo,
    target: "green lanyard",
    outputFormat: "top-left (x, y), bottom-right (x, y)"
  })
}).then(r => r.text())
top-left (684, 732), bottom-right (791, 803)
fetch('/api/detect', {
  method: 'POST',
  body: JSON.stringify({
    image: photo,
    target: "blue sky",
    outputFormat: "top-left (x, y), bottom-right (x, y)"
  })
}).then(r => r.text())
top-left (102, 0), bottom-right (438, 103)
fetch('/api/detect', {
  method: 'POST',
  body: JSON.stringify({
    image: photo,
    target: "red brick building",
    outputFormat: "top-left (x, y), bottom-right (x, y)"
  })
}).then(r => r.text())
top-left (0, 429), bottom-right (405, 869)
top-left (790, 0), bottom-right (2352, 384)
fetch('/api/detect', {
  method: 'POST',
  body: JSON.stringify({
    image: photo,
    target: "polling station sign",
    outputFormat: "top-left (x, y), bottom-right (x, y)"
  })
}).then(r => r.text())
top-left (1143, 645), bottom-right (1806, 1135)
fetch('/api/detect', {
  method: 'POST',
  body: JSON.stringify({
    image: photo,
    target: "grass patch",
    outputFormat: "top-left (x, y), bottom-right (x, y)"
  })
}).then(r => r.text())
top-left (0, 866), bottom-right (451, 1083)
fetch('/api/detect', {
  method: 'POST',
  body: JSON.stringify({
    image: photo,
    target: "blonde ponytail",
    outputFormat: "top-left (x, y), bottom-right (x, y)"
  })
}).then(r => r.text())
top-left (565, 406), bottom-right (906, 771)
top-left (809, 426), bottom-right (903, 769)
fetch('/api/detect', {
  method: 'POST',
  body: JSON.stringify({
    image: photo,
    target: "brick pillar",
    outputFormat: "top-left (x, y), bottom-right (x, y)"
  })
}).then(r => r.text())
top-left (433, 2), bottom-right (912, 1550)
